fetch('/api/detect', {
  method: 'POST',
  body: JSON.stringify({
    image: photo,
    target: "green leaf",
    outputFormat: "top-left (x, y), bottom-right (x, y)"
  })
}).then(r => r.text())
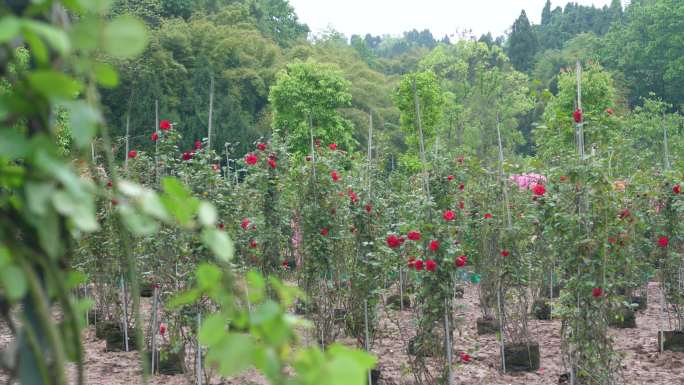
top-left (103, 16), bottom-right (148, 59)
top-left (322, 345), bottom-right (376, 385)
top-left (167, 288), bottom-right (201, 308)
top-left (161, 177), bottom-right (198, 226)
top-left (94, 62), bottom-right (119, 88)
top-left (206, 333), bottom-right (255, 376)
top-left (51, 190), bottom-right (99, 232)
top-left (196, 264), bottom-right (222, 291)
top-left (62, 101), bottom-right (102, 148)
top-left (198, 314), bottom-right (226, 346)
top-left (27, 71), bottom-right (82, 100)
top-left (118, 204), bottom-right (158, 236)
top-left (25, 181), bottom-right (55, 216)
top-left (0, 265), bottom-right (27, 302)
top-left (22, 20), bottom-right (71, 56)
top-left (198, 202), bottom-right (217, 226)
top-left (0, 130), bottom-right (29, 158)
top-left (201, 228), bottom-right (233, 262)
top-left (0, 16), bottom-right (21, 43)
top-left (246, 271), bottom-right (265, 303)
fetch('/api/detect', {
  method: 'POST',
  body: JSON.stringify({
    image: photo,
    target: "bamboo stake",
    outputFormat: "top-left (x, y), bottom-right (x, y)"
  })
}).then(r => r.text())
top-left (663, 124), bottom-right (671, 170)
top-left (154, 100), bottom-right (159, 183)
top-left (121, 276), bottom-right (129, 352)
top-left (150, 287), bottom-right (158, 374)
top-left (444, 298), bottom-right (454, 385)
top-left (364, 299), bottom-right (372, 385)
top-left (399, 267), bottom-right (404, 312)
top-left (368, 111), bottom-right (373, 195)
top-left (207, 75), bottom-right (214, 151)
top-left (197, 311), bottom-right (203, 385)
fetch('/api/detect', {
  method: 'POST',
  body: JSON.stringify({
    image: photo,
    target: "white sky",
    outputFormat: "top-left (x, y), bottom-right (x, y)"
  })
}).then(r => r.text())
top-left (289, 0), bottom-right (623, 39)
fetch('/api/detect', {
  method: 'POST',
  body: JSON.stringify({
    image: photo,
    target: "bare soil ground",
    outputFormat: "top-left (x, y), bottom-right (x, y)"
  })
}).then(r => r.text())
top-left (1, 281), bottom-right (683, 385)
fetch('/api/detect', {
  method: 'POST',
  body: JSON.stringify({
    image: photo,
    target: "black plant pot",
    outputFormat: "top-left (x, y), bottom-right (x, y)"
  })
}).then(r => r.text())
top-left (533, 299), bottom-right (552, 320)
top-left (630, 295), bottom-right (647, 311)
top-left (334, 308), bottom-right (347, 324)
top-left (407, 336), bottom-right (440, 357)
top-left (385, 294), bottom-right (411, 310)
top-left (294, 300), bottom-right (318, 315)
top-left (454, 286), bottom-right (465, 299)
top-left (95, 320), bottom-right (117, 340)
top-left (476, 316), bottom-right (499, 335)
top-left (609, 308), bottom-right (636, 329)
top-left (541, 283), bottom-right (562, 299)
top-left (159, 351), bottom-right (185, 375)
top-left (140, 285), bottom-right (154, 298)
top-left (367, 368), bottom-right (381, 385)
top-left (559, 372), bottom-right (588, 384)
top-left (658, 331), bottom-right (684, 352)
top-left (503, 342), bottom-right (540, 372)
top-left (104, 324), bottom-right (137, 352)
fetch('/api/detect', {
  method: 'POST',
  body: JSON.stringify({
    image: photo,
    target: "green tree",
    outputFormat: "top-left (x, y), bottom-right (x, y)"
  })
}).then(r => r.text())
top-left (541, 0), bottom-right (552, 25)
top-left (507, 10), bottom-right (538, 72)
top-left (269, 60), bottom-right (354, 156)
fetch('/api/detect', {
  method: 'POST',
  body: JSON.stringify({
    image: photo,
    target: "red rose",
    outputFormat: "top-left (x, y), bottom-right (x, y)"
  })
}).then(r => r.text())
top-left (408, 257), bottom-right (416, 268)
top-left (106, 181), bottom-right (113, 188)
top-left (455, 255), bottom-right (467, 267)
top-left (151, 132), bottom-right (159, 141)
top-left (282, 260), bottom-right (289, 269)
top-left (459, 201), bottom-right (464, 209)
top-left (268, 159), bottom-right (277, 169)
top-left (217, 223), bottom-right (224, 230)
top-left (349, 189), bottom-right (358, 203)
top-left (607, 237), bottom-right (616, 244)
top-left (673, 184), bottom-right (681, 194)
top-left (447, 175), bottom-right (454, 181)
top-left (182, 152), bottom-right (192, 161)
top-left (484, 213), bottom-right (492, 219)
top-left (592, 287), bottom-right (603, 298)
top-left (194, 140), bottom-right (202, 150)
top-left (241, 218), bottom-right (250, 230)
top-left (159, 323), bottom-right (167, 336)
top-left (249, 239), bottom-right (257, 248)
top-left (399, 236), bottom-right (405, 244)
top-left (426, 260), bottom-right (436, 272)
top-left (306, 155), bottom-right (312, 162)
top-left (321, 228), bottom-right (329, 236)
top-left (501, 250), bottom-right (510, 257)
top-left (457, 156), bottom-right (464, 164)
top-left (606, 108), bottom-right (614, 115)
top-left (459, 183), bottom-right (465, 191)
top-left (443, 210), bottom-right (456, 221)
top-left (128, 150), bottom-right (137, 159)
top-left (111, 199), bottom-right (119, 206)
top-left (365, 204), bottom-right (372, 213)
top-left (315, 139), bottom-right (321, 147)
top-left (429, 240), bottom-right (440, 251)
top-left (257, 143), bottom-right (267, 151)
top-left (573, 108), bottom-right (583, 123)
top-left (245, 153), bottom-right (258, 165)
top-left (407, 231), bottom-right (421, 241)
top-left (619, 209), bottom-right (630, 219)
top-left (159, 120), bottom-right (171, 130)
top-left (329, 143), bottom-right (337, 150)
top-left (414, 259), bottom-right (424, 271)
top-left (331, 170), bottom-right (340, 182)
top-left (459, 352), bottom-right (471, 363)
top-left (532, 183), bottom-right (546, 196)
top-left (387, 234), bottom-right (401, 248)
top-left (658, 236), bottom-right (669, 248)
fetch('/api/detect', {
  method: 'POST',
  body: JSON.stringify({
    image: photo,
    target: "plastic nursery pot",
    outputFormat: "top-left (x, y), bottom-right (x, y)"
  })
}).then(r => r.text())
top-left (476, 316), bottom-right (500, 335)
top-left (533, 299), bottom-right (552, 320)
top-left (140, 284), bottom-right (154, 298)
top-left (367, 368), bottom-right (381, 385)
top-left (559, 372), bottom-right (589, 384)
top-left (407, 335), bottom-right (441, 357)
top-left (95, 320), bottom-right (117, 340)
top-left (608, 308), bottom-right (636, 329)
top-left (540, 283), bottom-right (561, 299)
top-left (158, 351), bottom-right (185, 375)
top-left (294, 299), bottom-right (318, 315)
top-left (503, 342), bottom-right (540, 372)
top-left (454, 285), bottom-right (465, 299)
top-left (630, 295), bottom-right (647, 311)
top-left (385, 294), bottom-right (411, 310)
top-left (333, 308), bottom-right (347, 324)
top-left (104, 324), bottom-right (137, 352)
top-left (658, 331), bottom-right (684, 352)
